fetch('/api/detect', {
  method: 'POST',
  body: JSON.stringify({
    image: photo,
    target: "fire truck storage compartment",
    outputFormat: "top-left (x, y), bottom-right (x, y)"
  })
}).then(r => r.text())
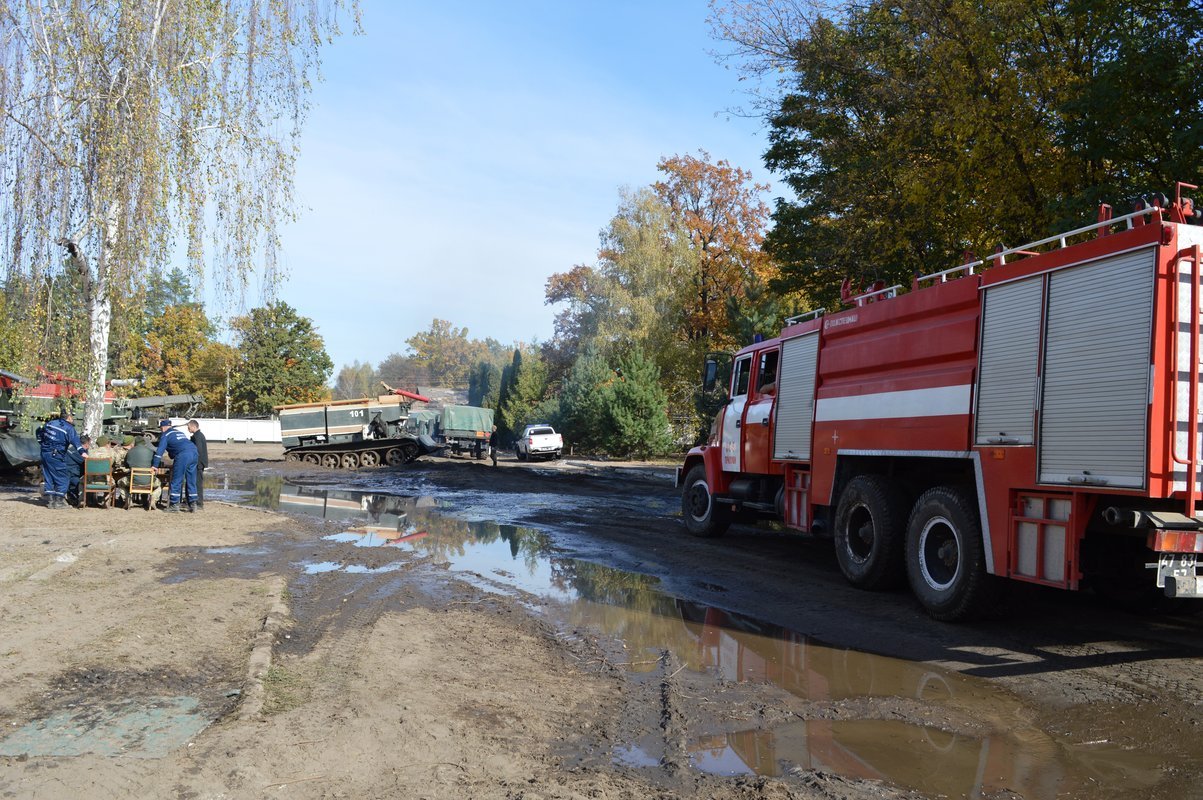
top-left (1038, 246), bottom-right (1156, 489)
top-left (774, 331), bottom-right (820, 461)
top-left (975, 276), bottom-right (1042, 445)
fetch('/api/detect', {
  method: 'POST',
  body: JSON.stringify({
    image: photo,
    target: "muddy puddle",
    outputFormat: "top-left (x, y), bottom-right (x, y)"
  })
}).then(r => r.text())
top-left (201, 476), bottom-right (1173, 796)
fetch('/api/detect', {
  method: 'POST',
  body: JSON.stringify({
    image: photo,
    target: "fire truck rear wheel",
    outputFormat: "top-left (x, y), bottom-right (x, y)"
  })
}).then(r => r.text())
top-left (905, 487), bottom-right (993, 621)
top-left (682, 465), bottom-right (730, 538)
top-left (834, 475), bottom-right (907, 590)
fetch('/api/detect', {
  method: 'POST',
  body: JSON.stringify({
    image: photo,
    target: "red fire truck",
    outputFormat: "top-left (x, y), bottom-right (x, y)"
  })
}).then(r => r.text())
top-left (678, 186), bottom-right (1203, 620)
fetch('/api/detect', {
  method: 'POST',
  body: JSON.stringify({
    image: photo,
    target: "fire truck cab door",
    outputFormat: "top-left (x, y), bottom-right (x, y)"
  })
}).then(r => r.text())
top-left (742, 349), bottom-right (779, 475)
top-left (721, 355), bottom-right (752, 472)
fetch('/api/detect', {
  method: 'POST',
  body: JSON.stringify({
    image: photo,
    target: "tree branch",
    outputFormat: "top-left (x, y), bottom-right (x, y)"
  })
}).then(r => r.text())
top-left (3, 110), bottom-right (75, 169)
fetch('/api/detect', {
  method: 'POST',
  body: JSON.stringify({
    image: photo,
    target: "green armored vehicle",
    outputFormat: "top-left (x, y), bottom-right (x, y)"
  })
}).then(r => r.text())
top-left (276, 389), bottom-right (442, 469)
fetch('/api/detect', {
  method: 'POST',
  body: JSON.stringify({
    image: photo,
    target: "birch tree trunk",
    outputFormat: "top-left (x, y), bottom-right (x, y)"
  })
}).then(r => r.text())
top-left (83, 204), bottom-right (119, 437)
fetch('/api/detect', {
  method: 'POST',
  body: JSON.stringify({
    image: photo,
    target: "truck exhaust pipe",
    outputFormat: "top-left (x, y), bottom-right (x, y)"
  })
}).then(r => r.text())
top-left (1103, 506), bottom-right (1142, 528)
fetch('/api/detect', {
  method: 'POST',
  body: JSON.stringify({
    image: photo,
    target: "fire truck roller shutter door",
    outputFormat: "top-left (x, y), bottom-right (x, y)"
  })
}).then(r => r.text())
top-left (975, 276), bottom-right (1042, 445)
top-left (774, 332), bottom-right (820, 461)
top-left (1039, 247), bottom-right (1156, 489)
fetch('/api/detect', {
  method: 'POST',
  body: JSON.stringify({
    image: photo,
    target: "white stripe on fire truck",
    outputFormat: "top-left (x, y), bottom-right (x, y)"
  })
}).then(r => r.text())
top-left (815, 384), bottom-right (971, 422)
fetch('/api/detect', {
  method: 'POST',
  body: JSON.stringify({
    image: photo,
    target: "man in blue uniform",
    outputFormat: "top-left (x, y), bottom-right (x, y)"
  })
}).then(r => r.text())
top-left (36, 411), bottom-right (81, 508)
top-left (152, 418), bottom-right (199, 512)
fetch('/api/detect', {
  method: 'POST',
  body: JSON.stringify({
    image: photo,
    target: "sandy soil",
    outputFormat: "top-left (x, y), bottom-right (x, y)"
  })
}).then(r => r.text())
top-left (0, 445), bottom-right (905, 800)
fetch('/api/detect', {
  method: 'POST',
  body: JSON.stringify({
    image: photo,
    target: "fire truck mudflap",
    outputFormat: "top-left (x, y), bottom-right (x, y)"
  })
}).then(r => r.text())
top-left (681, 186), bottom-right (1203, 619)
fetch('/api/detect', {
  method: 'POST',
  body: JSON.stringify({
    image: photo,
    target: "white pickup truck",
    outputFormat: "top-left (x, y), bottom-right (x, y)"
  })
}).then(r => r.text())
top-left (514, 424), bottom-right (562, 461)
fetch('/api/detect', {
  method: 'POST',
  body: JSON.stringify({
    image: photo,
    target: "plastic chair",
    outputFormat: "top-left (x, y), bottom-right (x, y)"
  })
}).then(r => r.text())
top-left (81, 458), bottom-right (115, 508)
top-left (126, 467), bottom-right (158, 511)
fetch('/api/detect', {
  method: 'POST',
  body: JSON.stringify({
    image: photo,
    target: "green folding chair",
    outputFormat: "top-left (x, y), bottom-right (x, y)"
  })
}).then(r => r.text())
top-left (81, 457), bottom-right (115, 508)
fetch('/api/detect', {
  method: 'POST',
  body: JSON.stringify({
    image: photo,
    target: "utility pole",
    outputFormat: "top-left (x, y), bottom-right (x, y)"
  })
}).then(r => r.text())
top-left (225, 364), bottom-right (231, 420)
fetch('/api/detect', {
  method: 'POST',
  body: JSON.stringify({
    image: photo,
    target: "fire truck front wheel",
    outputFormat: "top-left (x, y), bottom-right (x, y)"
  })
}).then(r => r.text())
top-left (682, 465), bottom-right (730, 538)
top-left (905, 487), bottom-right (994, 621)
top-left (834, 475), bottom-right (907, 590)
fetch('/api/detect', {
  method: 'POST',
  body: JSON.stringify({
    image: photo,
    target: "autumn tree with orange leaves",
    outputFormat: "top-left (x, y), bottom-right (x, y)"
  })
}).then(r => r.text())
top-left (653, 151), bottom-right (774, 345)
top-left (545, 151), bottom-right (788, 439)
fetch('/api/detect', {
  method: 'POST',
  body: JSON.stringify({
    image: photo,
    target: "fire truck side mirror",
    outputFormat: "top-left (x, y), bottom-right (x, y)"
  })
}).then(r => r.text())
top-left (702, 359), bottom-right (719, 393)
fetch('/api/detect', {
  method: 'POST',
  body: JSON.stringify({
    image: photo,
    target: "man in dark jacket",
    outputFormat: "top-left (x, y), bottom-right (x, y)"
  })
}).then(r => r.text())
top-left (187, 419), bottom-right (208, 510)
top-left (36, 411), bottom-right (81, 508)
top-left (488, 425), bottom-right (499, 467)
top-left (153, 419), bottom-right (199, 512)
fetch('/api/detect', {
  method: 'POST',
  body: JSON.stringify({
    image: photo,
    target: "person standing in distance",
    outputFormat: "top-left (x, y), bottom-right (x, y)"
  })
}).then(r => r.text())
top-left (186, 419), bottom-right (208, 510)
top-left (488, 424), bottom-right (499, 467)
top-left (152, 419), bottom-right (199, 512)
top-left (36, 410), bottom-right (81, 508)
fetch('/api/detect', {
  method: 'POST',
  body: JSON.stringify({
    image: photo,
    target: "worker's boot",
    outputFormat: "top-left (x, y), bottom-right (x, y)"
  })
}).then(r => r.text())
top-left (165, 503), bottom-right (181, 513)
top-left (187, 502), bottom-right (197, 513)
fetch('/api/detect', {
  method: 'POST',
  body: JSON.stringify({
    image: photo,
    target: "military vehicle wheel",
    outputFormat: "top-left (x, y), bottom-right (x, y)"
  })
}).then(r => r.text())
top-left (320, 453), bottom-right (340, 469)
top-left (834, 475), bottom-right (907, 590)
top-left (303, 453), bottom-right (321, 465)
top-left (905, 487), bottom-right (997, 621)
top-left (385, 448), bottom-right (405, 466)
top-left (341, 453), bottom-right (360, 469)
top-left (400, 441), bottom-right (420, 463)
top-left (360, 451), bottom-right (380, 468)
top-left (285, 452), bottom-right (301, 462)
top-left (681, 464), bottom-right (730, 538)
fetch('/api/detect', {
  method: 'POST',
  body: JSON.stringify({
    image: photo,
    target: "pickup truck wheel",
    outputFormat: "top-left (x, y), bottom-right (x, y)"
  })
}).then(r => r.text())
top-left (905, 487), bottom-right (997, 621)
top-left (834, 475), bottom-right (907, 590)
top-left (516, 450), bottom-right (528, 462)
top-left (682, 465), bottom-right (730, 538)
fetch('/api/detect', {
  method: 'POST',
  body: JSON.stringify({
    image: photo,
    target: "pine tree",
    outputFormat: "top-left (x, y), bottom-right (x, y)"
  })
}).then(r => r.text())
top-left (499, 349), bottom-right (548, 434)
top-left (604, 347), bottom-right (672, 458)
top-left (558, 345), bottom-right (613, 454)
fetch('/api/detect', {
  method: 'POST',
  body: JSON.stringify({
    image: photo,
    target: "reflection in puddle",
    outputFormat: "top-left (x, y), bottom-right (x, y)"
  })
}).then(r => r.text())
top-left (227, 476), bottom-right (1169, 796)
top-left (302, 560), bottom-right (403, 575)
top-left (0, 696), bottom-right (210, 759)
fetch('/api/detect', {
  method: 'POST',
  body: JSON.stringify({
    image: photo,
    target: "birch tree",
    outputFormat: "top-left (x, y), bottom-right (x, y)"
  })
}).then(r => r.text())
top-left (0, 1), bottom-right (358, 434)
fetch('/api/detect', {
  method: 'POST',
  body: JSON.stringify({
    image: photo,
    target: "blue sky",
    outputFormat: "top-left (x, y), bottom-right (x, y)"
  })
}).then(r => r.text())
top-left (269, 1), bottom-right (771, 376)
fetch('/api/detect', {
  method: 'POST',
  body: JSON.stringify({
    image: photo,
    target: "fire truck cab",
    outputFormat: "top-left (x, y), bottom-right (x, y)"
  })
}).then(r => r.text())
top-left (679, 188), bottom-right (1203, 620)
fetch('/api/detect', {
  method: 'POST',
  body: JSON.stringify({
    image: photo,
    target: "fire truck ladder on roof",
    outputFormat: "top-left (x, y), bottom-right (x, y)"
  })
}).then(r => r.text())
top-left (1172, 243), bottom-right (1203, 517)
top-left (988, 206), bottom-right (1162, 267)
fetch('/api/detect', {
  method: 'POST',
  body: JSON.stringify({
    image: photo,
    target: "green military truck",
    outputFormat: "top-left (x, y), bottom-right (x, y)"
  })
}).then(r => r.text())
top-left (425, 405), bottom-right (494, 459)
top-left (441, 405), bottom-right (494, 458)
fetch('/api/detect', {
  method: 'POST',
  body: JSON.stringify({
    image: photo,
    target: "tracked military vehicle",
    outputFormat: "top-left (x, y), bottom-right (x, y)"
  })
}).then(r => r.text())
top-left (275, 388), bottom-right (442, 469)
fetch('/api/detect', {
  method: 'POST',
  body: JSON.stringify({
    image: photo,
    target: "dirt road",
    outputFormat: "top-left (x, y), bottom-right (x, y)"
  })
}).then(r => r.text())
top-left (2, 444), bottom-right (1201, 798)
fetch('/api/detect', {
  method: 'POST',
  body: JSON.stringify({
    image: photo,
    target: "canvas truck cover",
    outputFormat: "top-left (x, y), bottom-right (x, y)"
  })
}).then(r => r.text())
top-left (406, 409), bottom-right (441, 437)
top-left (440, 405), bottom-right (494, 435)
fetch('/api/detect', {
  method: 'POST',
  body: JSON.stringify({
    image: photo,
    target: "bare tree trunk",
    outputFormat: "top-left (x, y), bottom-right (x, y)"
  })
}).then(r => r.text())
top-left (83, 203), bottom-right (119, 437)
